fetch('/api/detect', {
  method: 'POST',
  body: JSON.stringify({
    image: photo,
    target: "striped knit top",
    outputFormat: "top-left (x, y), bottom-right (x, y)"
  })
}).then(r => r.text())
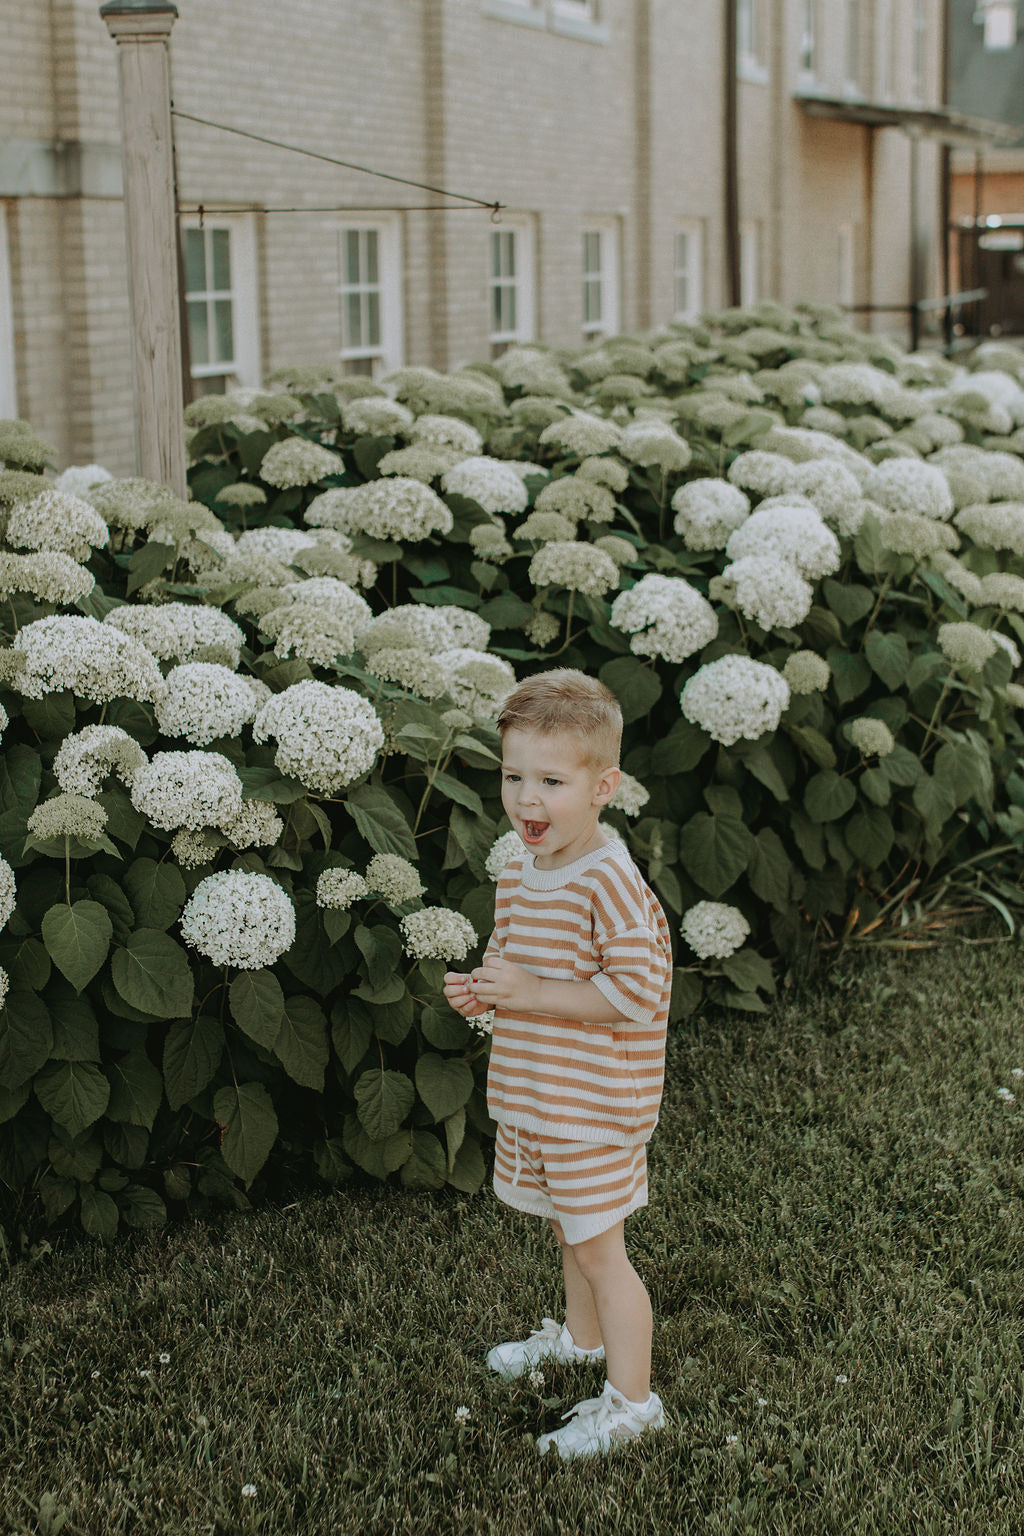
top-left (484, 837), bottom-right (673, 1148)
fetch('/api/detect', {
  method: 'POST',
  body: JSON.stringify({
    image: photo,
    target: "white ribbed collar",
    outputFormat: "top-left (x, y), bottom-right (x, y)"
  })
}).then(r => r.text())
top-left (518, 836), bottom-right (626, 891)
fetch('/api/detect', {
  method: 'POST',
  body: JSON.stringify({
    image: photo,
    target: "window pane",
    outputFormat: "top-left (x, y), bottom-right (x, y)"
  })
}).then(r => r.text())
top-left (505, 284), bottom-right (517, 334)
top-left (584, 277), bottom-right (602, 326)
top-left (346, 291), bottom-right (363, 349)
top-left (491, 280), bottom-right (504, 331)
top-left (366, 290), bottom-right (381, 347)
top-left (213, 298), bottom-right (234, 364)
top-left (345, 230), bottom-right (362, 285)
top-left (365, 230), bottom-right (379, 286)
top-left (187, 299), bottom-right (209, 367)
top-left (211, 229), bottom-right (231, 292)
top-left (184, 229), bottom-right (206, 294)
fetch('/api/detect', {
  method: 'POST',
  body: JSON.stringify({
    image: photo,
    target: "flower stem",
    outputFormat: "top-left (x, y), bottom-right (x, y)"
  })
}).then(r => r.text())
top-left (919, 679), bottom-right (951, 758)
top-left (861, 572), bottom-right (893, 639)
top-left (64, 838), bottom-right (71, 906)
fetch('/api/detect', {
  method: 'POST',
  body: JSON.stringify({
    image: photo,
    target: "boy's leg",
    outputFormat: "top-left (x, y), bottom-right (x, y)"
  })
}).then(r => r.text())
top-left (549, 1218), bottom-right (602, 1351)
top-left (568, 1220), bottom-right (652, 1402)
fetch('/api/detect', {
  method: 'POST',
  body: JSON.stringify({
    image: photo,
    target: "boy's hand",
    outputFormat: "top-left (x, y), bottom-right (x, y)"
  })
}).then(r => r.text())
top-left (469, 958), bottom-right (541, 1013)
top-left (443, 972), bottom-right (485, 1018)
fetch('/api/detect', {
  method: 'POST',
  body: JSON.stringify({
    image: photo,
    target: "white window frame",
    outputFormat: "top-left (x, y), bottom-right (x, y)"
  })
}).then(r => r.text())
top-left (581, 219), bottom-right (620, 339)
top-left (481, 0), bottom-right (607, 41)
top-left (837, 221), bottom-right (856, 309)
top-left (798, 0), bottom-right (818, 81)
top-left (737, 0), bottom-right (769, 83)
top-left (673, 221), bottom-right (705, 323)
top-left (844, 0), bottom-right (862, 96)
top-left (740, 220), bottom-right (760, 309)
top-left (910, 0), bottom-right (928, 102)
top-left (336, 216), bottom-right (404, 378)
top-left (0, 206), bottom-right (16, 419)
top-left (179, 212), bottom-right (260, 392)
top-left (488, 216), bottom-right (536, 355)
top-left (876, 0), bottom-right (893, 101)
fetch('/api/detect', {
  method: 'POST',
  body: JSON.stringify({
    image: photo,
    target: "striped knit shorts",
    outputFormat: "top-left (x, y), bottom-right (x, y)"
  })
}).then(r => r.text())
top-left (492, 1123), bottom-right (648, 1245)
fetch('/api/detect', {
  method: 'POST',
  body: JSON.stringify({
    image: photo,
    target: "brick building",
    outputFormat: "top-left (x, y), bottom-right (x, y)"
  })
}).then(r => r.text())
top-left (0, 0), bottom-right (993, 475)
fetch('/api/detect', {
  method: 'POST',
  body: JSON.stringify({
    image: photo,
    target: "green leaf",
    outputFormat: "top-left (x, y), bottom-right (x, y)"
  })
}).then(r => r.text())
top-left (96, 790), bottom-right (147, 850)
top-left (123, 858), bottom-right (186, 931)
top-left (935, 737), bottom-right (991, 810)
top-left (823, 579), bottom-right (875, 627)
top-left (163, 1015), bottom-right (224, 1111)
top-left (747, 827), bottom-right (792, 911)
top-left (721, 949), bottom-right (775, 996)
top-left (430, 770), bottom-right (483, 816)
top-left (450, 734), bottom-right (502, 771)
top-left (790, 810), bottom-right (826, 870)
top-left (859, 767), bottom-right (891, 806)
top-left (111, 930), bottom-right (195, 1019)
top-left (0, 744), bottom-right (41, 867)
top-left (865, 630), bottom-right (910, 691)
top-left (677, 809), bottom-right (753, 898)
top-left (282, 890), bottom-right (351, 993)
top-left (39, 1173), bottom-right (77, 1222)
top-left (420, 1003), bottom-right (471, 1050)
top-left (734, 742), bottom-right (789, 801)
top-left (0, 1080), bottom-right (29, 1124)
top-left (103, 1122), bottom-right (148, 1169)
top-left (354, 924), bottom-right (404, 993)
top-left (598, 657), bottom-right (663, 725)
top-left (912, 772), bottom-right (957, 832)
top-left (344, 783), bottom-right (418, 861)
top-left (87, 874), bottom-right (136, 941)
top-left (479, 593), bottom-right (533, 629)
top-left (342, 1114), bottom-right (411, 1178)
top-left (276, 995), bottom-right (329, 1090)
top-left (447, 1133), bottom-right (486, 1193)
top-left (229, 968), bottom-right (285, 1050)
top-left (49, 989), bottom-right (100, 1063)
top-left (415, 1053), bottom-right (475, 1122)
top-left (845, 807), bottom-right (895, 868)
top-left (314, 1137), bottom-right (354, 1185)
top-left (352, 433), bottom-right (395, 479)
top-left (331, 1000), bottom-right (374, 1076)
top-left (826, 648), bottom-right (873, 704)
top-left (400, 1128), bottom-right (447, 1190)
top-left (122, 1185), bottom-right (166, 1229)
top-left (79, 1184), bottom-right (119, 1241)
top-left (443, 1106), bottom-right (466, 1173)
top-left (880, 744), bottom-right (923, 787)
top-left (105, 1049), bottom-right (163, 1129)
top-left (236, 766), bottom-right (308, 803)
top-left (803, 770), bottom-right (857, 823)
top-left (669, 969), bottom-right (703, 1023)
top-left (34, 1060), bottom-right (110, 1139)
top-left (127, 538), bottom-right (174, 595)
top-left (49, 1129), bottom-right (103, 1180)
top-left (41, 900), bottom-right (112, 992)
top-left (0, 989), bottom-right (53, 1091)
top-left (21, 691), bottom-right (75, 741)
top-left (785, 724), bottom-right (837, 772)
top-left (354, 1068), bottom-right (416, 1139)
top-left (213, 1081), bottom-right (279, 1186)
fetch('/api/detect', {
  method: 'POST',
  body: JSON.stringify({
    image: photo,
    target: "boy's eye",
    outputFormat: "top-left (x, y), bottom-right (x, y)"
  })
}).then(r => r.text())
top-left (503, 773), bottom-right (519, 783)
top-left (543, 778), bottom-right (561, 786)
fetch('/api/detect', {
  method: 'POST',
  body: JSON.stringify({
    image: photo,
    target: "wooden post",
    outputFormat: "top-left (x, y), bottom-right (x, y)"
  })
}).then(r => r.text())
top-left (100, 1), bottom-right (186, 496)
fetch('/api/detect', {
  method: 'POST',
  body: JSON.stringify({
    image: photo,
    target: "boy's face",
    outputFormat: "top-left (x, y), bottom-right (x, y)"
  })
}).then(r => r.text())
top-left (500, 728), bottom-right (621, 870)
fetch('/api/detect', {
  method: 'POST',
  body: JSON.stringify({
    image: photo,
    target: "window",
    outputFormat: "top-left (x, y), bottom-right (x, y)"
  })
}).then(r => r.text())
top-left (0, 206), bottom-right (16, 419)
top-left (910, 0), bottom-right (928, 101)
top-left (739, 221), bottom-right (760, 308)
top-left (876, 0), bottom-right (893, 100)
top-left (844, 0), bottom-right (861, 94)
top-left (482, 0), bottom-right (606, 40)
top-left (837, 222), bottom-right (856, 309)
top-left (181, 214), bottom-right (260, 397)
top-left (673, 222), bottom-right (705, 322)
top-left (798, 0), bottom-right (817, 77)
top-left (337, 219), bottom-right (403, 377)
top-left (489, 218), bottom-right (536, 356)
top-left (737, 0), bottom-right (768, 80)
top-left (581, 221), bottom-right (620, 339)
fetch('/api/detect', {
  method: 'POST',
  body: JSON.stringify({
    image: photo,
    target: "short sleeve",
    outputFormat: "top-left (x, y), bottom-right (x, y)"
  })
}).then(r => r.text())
top-left (591, 926), bottom-right (671, 1024)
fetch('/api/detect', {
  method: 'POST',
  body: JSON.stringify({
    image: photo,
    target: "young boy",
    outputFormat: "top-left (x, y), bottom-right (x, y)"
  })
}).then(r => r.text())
top-left (444, 668), bottom-right (673, 1461)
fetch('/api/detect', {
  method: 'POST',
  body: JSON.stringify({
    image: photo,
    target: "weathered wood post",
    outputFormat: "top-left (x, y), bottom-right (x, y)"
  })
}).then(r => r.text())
top-left (100, 0), bottom-right (187, 495)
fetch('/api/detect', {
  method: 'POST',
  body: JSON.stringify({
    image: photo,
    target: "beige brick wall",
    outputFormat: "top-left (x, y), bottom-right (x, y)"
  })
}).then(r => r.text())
top-left (1, 0), bottom-right (949, 476)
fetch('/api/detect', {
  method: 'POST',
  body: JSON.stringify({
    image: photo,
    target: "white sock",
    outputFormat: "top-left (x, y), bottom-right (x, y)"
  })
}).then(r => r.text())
top-left (607, 1381), bottom-right (655, 1412)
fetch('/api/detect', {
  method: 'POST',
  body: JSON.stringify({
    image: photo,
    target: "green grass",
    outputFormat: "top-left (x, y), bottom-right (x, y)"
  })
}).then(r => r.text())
top-left (3, 939), bottom-right (1024, 1536)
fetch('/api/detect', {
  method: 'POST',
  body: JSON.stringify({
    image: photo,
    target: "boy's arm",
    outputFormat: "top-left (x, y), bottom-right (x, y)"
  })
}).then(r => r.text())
top-left (468, 956), bottom-right (630, 1024)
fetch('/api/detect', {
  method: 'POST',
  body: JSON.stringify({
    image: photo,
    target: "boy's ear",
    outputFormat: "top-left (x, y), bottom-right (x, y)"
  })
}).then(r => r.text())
top-left (592, 765), bottom-right (621, 805)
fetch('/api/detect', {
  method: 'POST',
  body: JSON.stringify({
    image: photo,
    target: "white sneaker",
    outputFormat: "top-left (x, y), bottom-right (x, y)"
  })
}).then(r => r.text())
top-left (485, 1317), bottom-right (605, 1381)
top-left (535, 1378), bottom-right (666, 1460)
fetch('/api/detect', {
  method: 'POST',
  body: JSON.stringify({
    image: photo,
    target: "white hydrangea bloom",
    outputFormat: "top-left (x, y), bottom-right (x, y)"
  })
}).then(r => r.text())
top-left (876, 512), bottom-right (959, 559)
top-left (0, 701), bottom-right (6, 739)
top-left (180, 870), bottom-right (296, 970)
top-left (0, 550), bottom-right (94, 605)
top-left (847, 717), bottom-right (895, 757)
top-left (789, 460), bottom-right (865, 534)
top-left (341, 397), bottom-right (414, 436)
top-left (863, 459), bottom-right (954, 521)
top-left (468, 522), bottom-right (514, 563)
top-left (436, 649), bottom-right (516, 716)
top-left (725, 503), bottom-right (841, 580)
top-left (610, 574), bottom-right (718, 663)
top-left (441, 456), bottom-right (530, 514)
top-left (305, 477), bottom-right (453, 541)
top-left (954, 502), bottom-right (1024, 556)
top-left (577, 456), bottom-right (630, 493)
top-left (252, 681), bottom-right (384, 794)
top-left (259, 438), bottom-right (344, 488)
top-left (534, 475), bottom-right (616, 524)
top-left (409, 414), bottom-right (484, 454)
top-left (817, 362), bottom-right (901, 410)
top-left (465, 1010), bottom-right (495, 1036)
top-left (54, 463), bottom-right (114, 502)
top-left (316, 868), bottom-right (369, 910)
top-left (364, 853), bottom-right (425, 904)
top-left (979, 572), bottom-right (1024, 611)
top-left (524, 610), bottom-right (562, 647)
top-left (155, 663), bottom-right (259, 746)
top-left (712, 555), bottom-right (814, 630)
top-left (258, 603), bottom-right (359, 667)
top-left (104, 602), bottom-right (244, 666)
top-left (12, 615), bottom-right (166, 704)
top-left (594, 535), bottom-right (637, 566)
top-left (528, 541), bottom-right (619, 597)
top-left (538, 413), bottom-right (623, 457)
top-left (680, 654), bottom-right (790, 746)
top-left (681, 901), bottom-right (751, 960)
top-left (366, 646), bottom-right (449, 698)
top-left (514, 511), bottom-right (577, 544)
top-left (672, 478), bottom-right (751, 550)
top-left (7, 489), bottom-right (110, 560)
top-left (619, 420), bottom-right (692, 473)
top-left (991, 630), bottom-right (1021, 668)
top-left (233, 527), bottom-right (316, 565)
top-left (276, 576), bottom-right (374, 629)
top-left (357, 603), bottom-right (490, 658)
top-left (220, 799), bottom-right (285, 850)
top-left (485, 829), bottom-right (525, 881)
top-left (28, 793), bottom-right (108, 842)
top-left (131, 750), bottom-right (244, 831)
top-left (0, 856), bottom-right (16, 929)
top-left (376, 443), bottom-right (462, 483)
top-left (610, 771), bottom-right (651, 817)
top-left (782, 650), bottom-right (830, 694)
top-left (400, 907), bottom-right (477, 961)
top-left (937, 621), bottom-right (998, 671)
top-left (930, 551), bottom-right (985, 605)
top-left (53, 724), bottom-right (147, 796)
top-left (171, 828), bottom-right (220, 868)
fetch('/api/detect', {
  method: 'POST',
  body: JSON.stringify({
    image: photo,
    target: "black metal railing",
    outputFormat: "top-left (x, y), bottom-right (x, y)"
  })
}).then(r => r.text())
top-left (842, 288), bottom-right (987, 352)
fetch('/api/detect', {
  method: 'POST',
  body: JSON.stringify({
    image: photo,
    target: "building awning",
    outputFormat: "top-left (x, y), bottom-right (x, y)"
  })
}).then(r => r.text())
top-left (794, 92), bottom-right (1021, 147)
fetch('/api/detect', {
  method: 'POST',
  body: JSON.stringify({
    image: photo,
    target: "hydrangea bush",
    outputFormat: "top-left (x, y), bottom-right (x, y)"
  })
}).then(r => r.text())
top-left (4, 307), bottom-right (1024, 1237)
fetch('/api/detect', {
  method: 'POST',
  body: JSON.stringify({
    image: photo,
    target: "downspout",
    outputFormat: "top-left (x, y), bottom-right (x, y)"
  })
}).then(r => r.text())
top-left (724, 0), bottom-right (741, 305)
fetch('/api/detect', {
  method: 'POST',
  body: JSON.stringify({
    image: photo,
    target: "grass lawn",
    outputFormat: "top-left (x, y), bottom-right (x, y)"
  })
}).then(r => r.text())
top-left (2, 938), bottom-right (1023, 1536)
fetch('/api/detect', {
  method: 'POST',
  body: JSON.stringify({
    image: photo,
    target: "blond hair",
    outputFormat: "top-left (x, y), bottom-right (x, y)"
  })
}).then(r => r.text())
top-left (496, 668), bottom-right (622, 767)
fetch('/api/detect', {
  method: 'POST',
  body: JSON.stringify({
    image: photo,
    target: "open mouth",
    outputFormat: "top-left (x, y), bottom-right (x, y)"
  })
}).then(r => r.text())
top-left (521, 820), bottom-right (549, 844)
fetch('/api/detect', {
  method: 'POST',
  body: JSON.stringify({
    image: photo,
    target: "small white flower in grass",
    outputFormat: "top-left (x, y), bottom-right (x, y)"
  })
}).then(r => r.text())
top-left (90, 1369), bottom-right (100, 1379)
top-left (365, 853), bottom-right (425, 905)
top-left (316, 869), bottom-right (369, 911)
top-left (241, 1483), bottom-right (257, 1499)
top-left (1011, 1067), bottom-right (1023, 1078)
top-left (454, 1406), bottom-right (471, 1425)
top-left (711, 556), bottom-right (814, 631)
top-left (996, 1087), bottom-right (1016, 1103)
top-left (725, 1434), bottom-right (739, 1447)
top-left (0, 702), bottom-right (6, 740)
top-left (13, 615), bottom-right (166, 704)
top-left (681, 902), bottom-right (750, 960)
top-left (28, 795), bottom-right (108, 842)
top-left (0, 857), bottom-right (14, 930)
top-left (610, 772), bottom-right (651, 818)
top-left (252, 681), bottom-right (384, 795)
top-left (835, 1374), bottom-right (849, 1384)
top-left (528, 1370), bottom-right (545, 1389)
top-left (938, 621), bottom-right (997, 672)
top-left (137, 1368), bottom-right (152, 1378)
top-left (726, 504), bottom-right (841, 581)
top-left (180, 870), bottom-right (296, 970)
top-left (610, 573), bottom-right (718, 664)
top-left (400, 908), bottom-right (477, 962)
top-left (486, 830), bottom-right (525, 881)
top-left (260, 438), bottom-right (344, 488)
top-left (672, 478), bottom-right (750, 551)
top-left (158, 1353), bottom-right (171, 1365)
top-left (442, 456), bottom-right (530, 514)
top-left (756, 1397), bottom-right (768, 1407)
top-left (681, 655), bottom-right (790, 747)
top-left (783, 650), bottom-right (830, 695)
top-left (847, 718), bottom-right (896, 758)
